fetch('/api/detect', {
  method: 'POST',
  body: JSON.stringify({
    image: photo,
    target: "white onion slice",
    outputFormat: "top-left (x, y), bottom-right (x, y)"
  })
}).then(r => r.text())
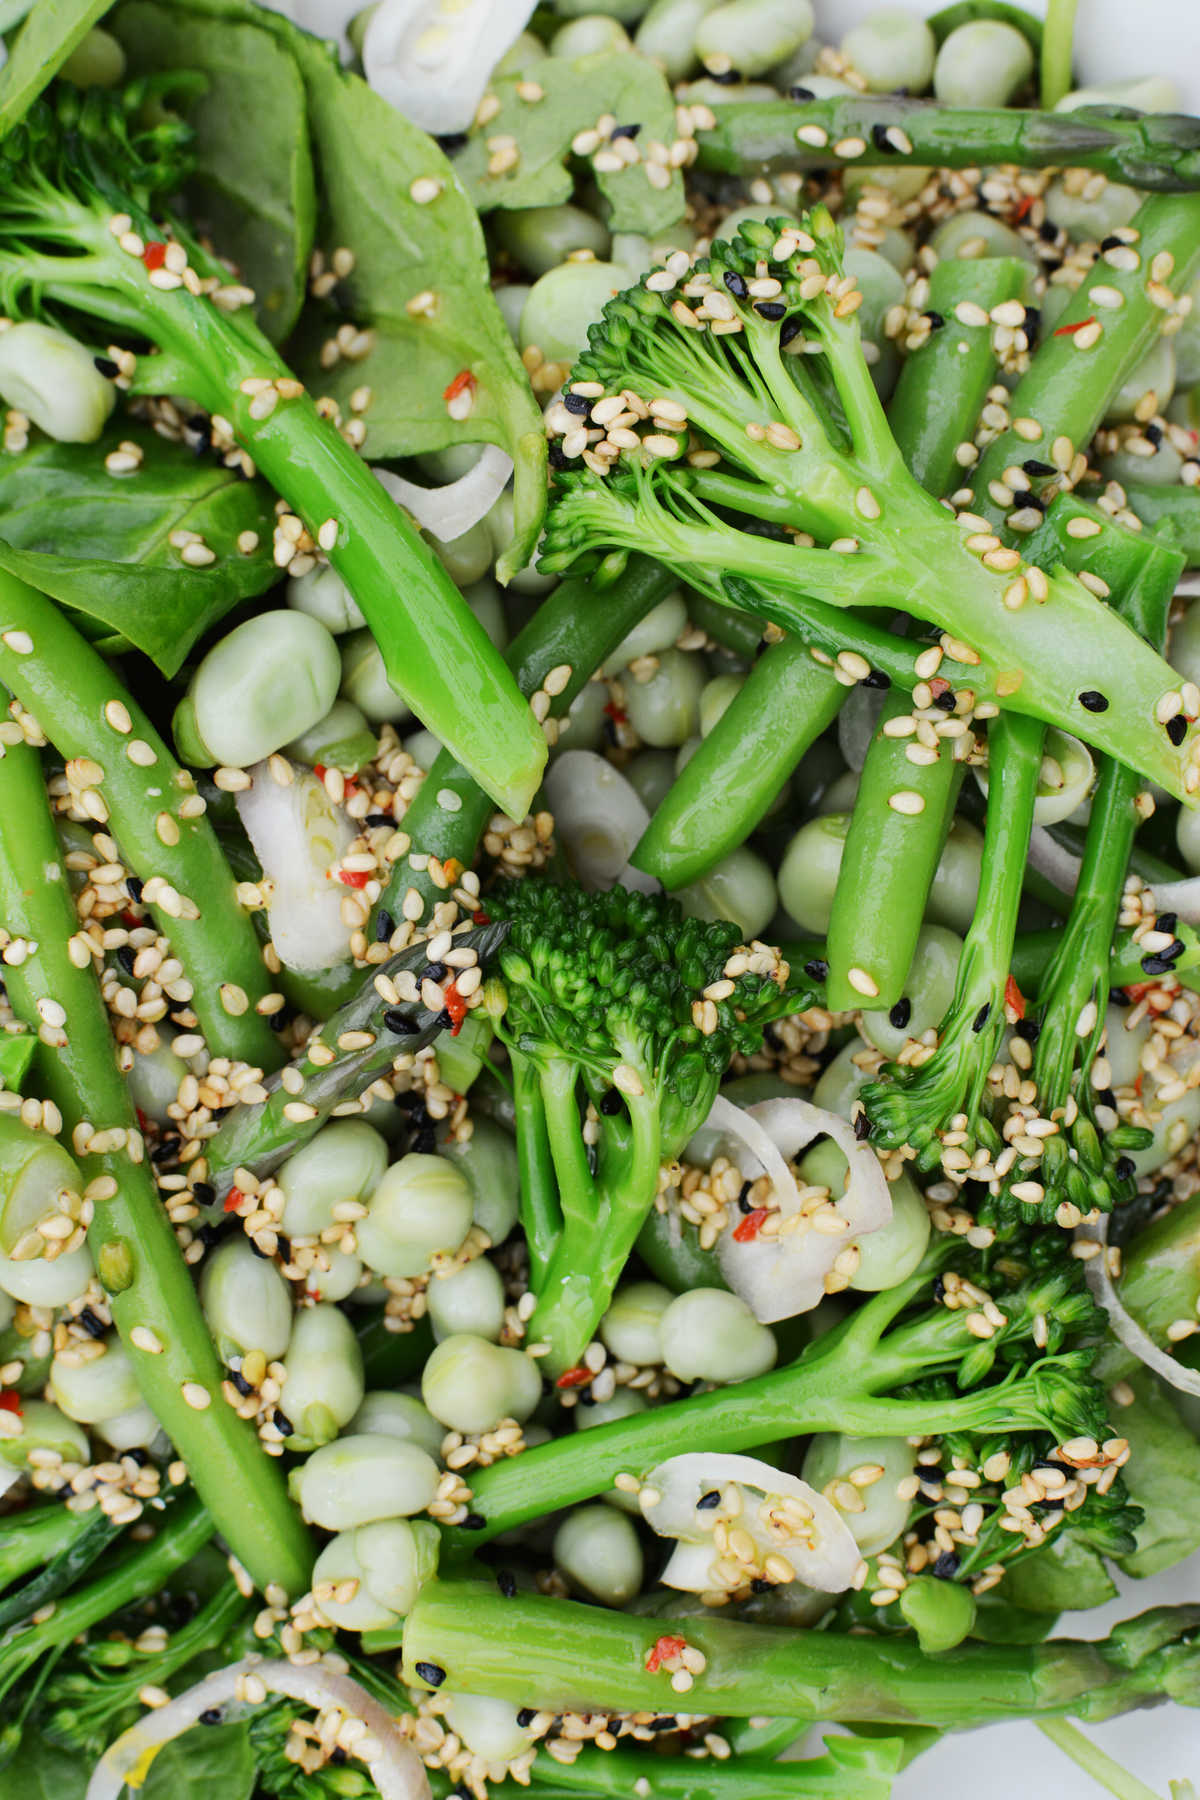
top-left (542, 752), bottom-right (659, 892)
top-left (88, 1656), bottom-right (429, 1800)
top-left (1030, 827), bottom-right (1200, 926)
top-left (1077, 1215), bottom-right (1200, 1399)
top-left (374, 450), bottom-right (512, 545)
top-left (236, 763), bottom-right (355, 972)
top-left (709, 1096), bottom-right (892, 1323)
top-left (640, 1451), bottom-right (862, 1593)
top-left (363, 0), bottom-right (536, 135)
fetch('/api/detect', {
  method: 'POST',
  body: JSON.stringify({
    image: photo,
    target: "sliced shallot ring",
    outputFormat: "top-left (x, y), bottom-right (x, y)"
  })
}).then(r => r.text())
top-left (1077, 1215), bottom-right (1200, 1399)
top-left (88, 1656), bottom-right (430, 1800)
top-left (709, 1096), bottom-right (892, 1323)
top-left (374, 448), bottom-right (512, 544)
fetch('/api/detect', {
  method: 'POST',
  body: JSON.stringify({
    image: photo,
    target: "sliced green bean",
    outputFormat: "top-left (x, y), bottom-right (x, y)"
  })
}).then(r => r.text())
top-left (0, 569), bottom-right (282, 1070)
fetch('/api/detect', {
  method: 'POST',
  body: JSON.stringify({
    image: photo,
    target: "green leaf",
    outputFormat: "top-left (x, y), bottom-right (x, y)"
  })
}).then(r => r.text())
top-left (0, 424), bottom-right (279, 674)
top-left (1115, 1370), bottom-right (1200, 1579)
top-left (0, 0), bottom-right (117, 137)
top-left (110, 0), bottom-right (315, 343)
top-left (5, 1733), bottom-right (90, 1800)
top-left (140, 1721), bottom-right (257, 1799)
top-left (0, 1032), bottom-right (36, 1092)
top-left (454, 51), bottom-right (686, 237)
top-left (1001, 1531), bottom-right (1118, 1614)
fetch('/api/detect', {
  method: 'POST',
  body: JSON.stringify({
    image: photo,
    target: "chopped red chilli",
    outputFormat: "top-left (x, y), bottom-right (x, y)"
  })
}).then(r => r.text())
top-left (1053, 316), bottom-right (1097, 336)
top-left (142, 241), bottom-right (168, 270)
top-left (732, 1207), bottom-right (770, 1242)
top-left (1004, 974), bottom-right (1026, 1021)
top-left (645, 1635), bottom-right (686, 1673)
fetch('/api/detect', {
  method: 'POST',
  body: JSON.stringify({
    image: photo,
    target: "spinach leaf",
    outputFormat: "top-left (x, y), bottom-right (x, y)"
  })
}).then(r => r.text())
top-left (453, 51), bottom-right (686, 238)
top-left (0, 0), bottom-right (117, 137)
top-left (1116, 1370), bottom-right (1200, 1579)
top-left (4, 1734), bottom-right (89, 1800)
top-left (110, 0), bottom-right (315, 343)
top-left (0, 424), bottom-right (279, 674)
top-left (0, 1031), bottom-right (35, 1091)
top-left (1000, 1530), bottom-right (1117, 1614)
top-left (140, 1720), bottom-right (256, 1800)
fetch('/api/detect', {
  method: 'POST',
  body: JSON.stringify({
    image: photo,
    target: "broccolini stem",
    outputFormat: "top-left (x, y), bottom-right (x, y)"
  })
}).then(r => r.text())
top-left (694, 99), bottom-right (1200, 193)
top-left (0, 739), bottom-right (313, 1597)
top-left (0, 1500), bottom-right (100, 1591)
top-left (0, 569), bottom-right (282, 1070)
top-left (510, 1050), bottom-right (561, 1288)
top-left (0, 1506), bottom-right (121, 1635)
top-left (1040, 0), bottom-right (1080, 108)
top-left (968, 193), bottom-right (1200, 528)
top-left (371, 556), bottom-right (677, 933)
top-left (403, 1583), bottom-right (1200, 1726)
top-left (198, 921), bottom-right (508, 1195)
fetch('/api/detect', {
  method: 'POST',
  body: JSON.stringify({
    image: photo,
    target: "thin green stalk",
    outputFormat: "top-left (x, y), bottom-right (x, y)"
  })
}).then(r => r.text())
top-left (402, 1582), bottom-right (1200, 1727)
top-left (0, 1501), bottom-right (99, 1591)
top-left (0, 739), bottom-right (313, 1597)
top-left (0, 569), bottom-right (282, 1069)
top-left (1040, 0), bottom-right (1080, 110)
top-left (1036, 1718), bottom-right (1164, 1800)
top-left (371, 556), bottom-right (677, 934)
top-left (695, 99), bottom-right (1200, 192)
top-left (510, 1049), bottom-right (560, 1288)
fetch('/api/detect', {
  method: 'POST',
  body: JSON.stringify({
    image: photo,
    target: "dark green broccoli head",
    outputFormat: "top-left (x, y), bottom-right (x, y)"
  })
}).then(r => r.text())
top-left (485, 879), bottom-right (804, 1111)
top-left (1, 77), bottom-right (197, 222)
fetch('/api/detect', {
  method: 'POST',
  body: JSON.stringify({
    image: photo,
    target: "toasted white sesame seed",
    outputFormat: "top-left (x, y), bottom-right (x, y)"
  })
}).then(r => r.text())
top-left (847, 966), bottom-right (880, 998)
top-left (181, 1381), bottom-right (211, 1410)
top-left (2, 630), bottom-right (33, 655)
top-left (796, 124), bottom-right (829, 149)
top-left (1066, 516), bottom-right (1102, 538)
top-left (888, 790), bottom-right (926, 815)
top-left (856, 486), bottom-right (881, 520)
top-left (954, 301), bottom-right (990, 328)
top-left (409, 177), bottom-right (443, 205)
top-left (132, 1326), bottom-right (164, 1354)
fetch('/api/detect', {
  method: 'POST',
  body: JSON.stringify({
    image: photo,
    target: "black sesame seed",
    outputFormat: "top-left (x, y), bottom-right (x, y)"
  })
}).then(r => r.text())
top-left (383, 1008), bottom-right (419, 1035)
top-left (199, 1708), bottom-right (223, 1726)
top-left (1015, 1018), bottom-right (1041, 1043)
top-left (375, 908), bottom-right (395, 941)
top-left (1165, 713), bottom-right (1188, 746)
top-left (1157, 911), bottom-right (1178, 935)
top-left (972, 1002), bottom-right (991, 1033)
top-left (1100, 234), bottom-right (1123, 252)
top-left (789, 84), bottom-right (814, 101)
top-left (266, 1007), bottom-right (289, 1032)
top-left (1141, 951), bottom-right (1174, 976)
top-left (437, 1008), bottom-right (455, 1030)
top-left (1017, 491), bottom-right (1046, 513)
top-left (273, 1409), bottom-right (294, 1437)
top-left (517, 1709), bottom-right (536, 1728)
top-left (753, 301), bottom-right (786, 322)
top-left (750, 1576), bottom-right (772, 1592)
top-left (548, 442), bottom-right (570, 471)
top-left (150, 1134), bottom-right (181, 1164)
top-left (933, 688), bottom-right (956, 712)
top-left (497, 1568), bottom-right (518, 1597)
top-left (196, 1223), bottom-right (223, 1250)
top-left (230, 1368), bottom-right (253, 1397)
top-left (1039, 220), bottom-right (1060, 243)
top-left (415, 1662), bottom-right (447, 1687)
top-left (709, 65), bottom-right (742, 83)
top-left (611, 122), bottom-right (642, 140)
top-left (1114, 1154), bottom-right (1136, 1181)
top-left (1078, 690), bottom-right (1109, 713)
top-left (464, 1512), bottom-right (487, 1531)
top-left (192, 1181), bottom-right (215, 1206)
top-left (125, 1446), bottom-right (149, 1466)
top-left (932, 1275), bottom-right (946, 1302)
top-left (804, 957), bottom-right (829, 981)
top-left (1022, 458), bottom-right (1055, 478)
top-left (126, 876), bottom-right (144, 902)
top-left (1096, 1087), bottom-right (1117, 1111)
top-left (563, 393), bottom-right (591, 416)
top-left (413, 1127), bottom-right (437, 1154)
top-left (862, 668), bottom-right (891, 689)
top-left (779, 316), bottom-right (803, 347)
top-left (436, 131), bottom-right (468, 154)
top-left (737, 1181), bottom-right (756, 1214)
top-left (94, 355), bottom-right (120, 378)
top-left (424, 961), bottom-right (447, 983)
top-left (853, 1110), bottom-right (872, 1141)
top-left (697, 1489), bottom-right (722, 1510)
top-left (723, 269), bottom-right (748, 299)
top-left (933, 1551), bottom-right (960, 1579)
top-left (600, 1088), bottom-right (624, 1115)
top-left (1145, 423), bottom-right (1163, 448)
top-left (78, 1306), bottom-right (106, 1339)
top-left (925, 310), bottom-right (945, 331)
top-left (330, 1747), bottom-right (348, 1766)
top-left (889, 997), bottom-right (912, 1031)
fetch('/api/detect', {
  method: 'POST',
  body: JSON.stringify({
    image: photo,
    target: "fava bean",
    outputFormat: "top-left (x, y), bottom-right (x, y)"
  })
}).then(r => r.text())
top-left (933, 20), bottom-right (1034, 109)
top-left (659, 1286), bottom-right (777, 1384)
top-left (185, 611), bottom-right (340, 768)
top-left (494, 204), bottom-right (612, 278)
top-left (549, 14), bottom-right (632, 55)
top-left (356, 1152), bottom-right (475, 1279)
top-left (442, 1116), bottom-right (521, 1245)
top-left (695, 0), bottom-right (813, 79)
top-left (676, 844), bottom-right (777, 941)
top-left (277, 1302), bottom-right (365, 1450)
top-left (843, 8), bottom-right (935, 95)
top-left (427, 1255), bottom-right (507, 1342)
top-left (277, 1119), bottom-right (389, 1238)
top-left (292, 1432), bottom-right (441, 1529)
top-left (600, 1280), bottom-right (673, 1366)
top-left (555, 1504), bottom-right (644, 1604)
top-left (421, 1333), bottom-right (541, 1433)
top-left (634, 0), bottom-right (720, 81)
top-left (287, 562), bottom-right (366, 634)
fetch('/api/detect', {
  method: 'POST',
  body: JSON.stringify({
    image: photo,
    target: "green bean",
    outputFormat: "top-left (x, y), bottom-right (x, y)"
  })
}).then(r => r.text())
top-left (843, 8), bottom-right (936, 94)
top-left (0, 570), bottom-right (283, 1069)
top-left (825, 689), bottom-right (965, 1012)
top-left (0, 737), bottom-right (311, 1595)
top-left (934, 19), bottom-right (1034, 107)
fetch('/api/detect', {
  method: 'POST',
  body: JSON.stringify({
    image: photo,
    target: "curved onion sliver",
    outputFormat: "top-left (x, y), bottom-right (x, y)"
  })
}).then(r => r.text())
top-left (543, 752), bottom-right (659, 893)
top-left (363, 0), bottom-right (536, 136)
top-left (88, 1657), bottom-right (429, 1800)
top-left (374, 449), bottom-right (512, 545)
top-left (1077, 1216), bottom-right (1200, 1399)
top-left (1030, 825), bottom-right (1200, 926)
top-left (709, 1096), bottom-right (892, 1323)
top-left (236, 763), bottom-right (355, 973)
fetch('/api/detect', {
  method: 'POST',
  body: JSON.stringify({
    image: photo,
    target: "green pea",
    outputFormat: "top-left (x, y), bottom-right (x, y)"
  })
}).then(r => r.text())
top-left (431, 1011), bottom-right (493, 1096)
top-left (634, 0), bottom-right (720, 81)
top-left (860, 925), bottom-right (963, 1057)
top-left (933, 21), bottom-right (1034, 109)
top-left (778, 812), bottom-right (850, 934)
top-left (849, 1171), bottom-right (931, 1291)
top-left (926, 817), bottom-right (984, 935)
top-left (494, 204), bottom-right (612, 278)
top-left (292, 1432), bottom-right (441, 1530)
top-left (520, 260), bottom-right (637, 365)
top-left (288, 563), bottom-right (366, 634)
top-left (96, 1401), bottom-right (162, 1452)
top-left (768, 32), bottom-right (819, 88)
top-left (677, 844), bottom-right (777, 941)
top-left (59, 26), bottom-right (126, 86)
top-left (427, 1255), bottom-right (507, 1342)
top-left (930, 209), bottom-right (1039, 274)
top-left (278, 1303), bottom-right (365, 1450)
top-left (340, 627), bottom-right (411, 725)
top-left (695, 0), bottom-right (813, 79)
top-left (622, 748), bottom-right (679, 812)
top-left (200, 1236), bottom-right (293, 1363)
top-left (610, 221), bottom-right (699, 276)
top-left (599, 590), bottom-right (688, 676)
top-left (463, 575), bottom-right (510, 651)
top-left (494, 30), bottom-right (546, 75)
top-left (1103, 336), bottom-right (1176, 425)
top-left (842, 8), bottom-right (935, 94)
top-left (782, 71), bottom-right (855, 97)
top-left (286, 698), bottom-right (378, 775)
top-left (277, 1119), bottom-right (389, 1238)
top-left (699, 673), bottom-right (745, 737)
top-left (494, 283), bottom-right (529, 345)
top-left (356, 1152), bottom-right (475, 1279)
top-left (550, 13), bottom-right (632, 53)
top-left (659, 1287), bottom-right (777, 1384)
top-left (351, 1390), bottom-right (445, 1460)
top-left (304, 1246), bottom-right (364, 1304)
top-left (421, 1333), bottom-right (541, 1433)
top-left (600, 1280), bottom-right (673, 1365)
top-left (868, 225), bottom-right (917, 274)
top-left (623, 648), bottom-right (706, 747)
top-left (1042, 176), bottom-right (1142, 246)
top-left (555, 1505), bottom-right (644, 1605)
top-left (556, 0), bottom-right (648, 19)
top-left (802, 1432), bottom-right (914, 1555)
top-left (188, 611), bottom-right (341, 767)
top-left (898, 1573), bottom-right (977, 1653)
top-left (443, 1115), bottom-right (520, 1244)
top-left (815, 768), bottom-right (860, 816)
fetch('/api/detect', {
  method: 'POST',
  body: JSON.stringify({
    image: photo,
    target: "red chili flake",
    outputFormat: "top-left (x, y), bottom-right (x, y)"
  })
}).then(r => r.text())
top-left (313, 763), bottom-right (327, 781)
top-left (927, 676), bottom-right (951, 700)
top-left (555, 1365), bottom-right (592, 1390)
top-left (645, 1635), bottom-right (686, 1673)
top-left (732, 1207), bottom-right (770, 1242)
top-left (337, 868), bottom-right (371, 889)
top-left (224, 1185), bottom-right (245, 1214)
top-left (1004, 975), bottom-right (1026, 1020)
top-left (443, 979), bottom-right (468, 1036)
top-left (472, 910), bottom-right (491, 925)
top-left (1053, 315), bottom-right (1096, 337)
top-left (0, 1391), bottom-right (21, 1417)
top-left (1011, 193), bottom-right (1035, 224)
top-left (142, 241), bottom-right (168, 270)
top-left (135, 1107), bottom-right (151, 1136)
top-left (1122, 980), bottom-right (1157, 1003)
top-left (443, 370), bottom-right (476, 403)
top-left (603, 701), bottom-right (627, 723)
